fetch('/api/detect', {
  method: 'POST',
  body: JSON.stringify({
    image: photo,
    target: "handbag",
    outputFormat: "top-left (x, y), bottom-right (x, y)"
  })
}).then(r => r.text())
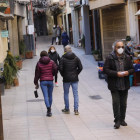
top-left (56, 37), bottom-right (59, 43)
top-left (34, 90), bottom-right (38, 98)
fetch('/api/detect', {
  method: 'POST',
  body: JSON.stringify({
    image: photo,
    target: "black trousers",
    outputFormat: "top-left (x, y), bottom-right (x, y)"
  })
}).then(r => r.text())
top-left (55, 74), bottom-right (57, 83)
top-left (111, 90), bottom-right (128, 122)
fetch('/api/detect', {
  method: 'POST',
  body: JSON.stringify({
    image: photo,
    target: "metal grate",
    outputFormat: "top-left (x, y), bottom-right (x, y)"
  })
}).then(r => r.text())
top-left (27, 99), bottom-right (44, 102)
top-left (89, 95), bottom-right (102, 100)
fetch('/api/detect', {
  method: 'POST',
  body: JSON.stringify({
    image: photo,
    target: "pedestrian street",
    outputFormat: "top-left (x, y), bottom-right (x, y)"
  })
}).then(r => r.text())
top-left (2, 36), bottom-right (140, 140)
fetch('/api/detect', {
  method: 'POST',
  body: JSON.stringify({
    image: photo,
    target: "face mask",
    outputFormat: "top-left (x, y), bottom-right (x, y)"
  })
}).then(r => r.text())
top-left (129, 47), bottom-right (132, 49)
top-left (53, 26), bottom-right (55, 28)
top-left (51, 49), bottom-right (55, 53)
top-left (117, 48), bottom-right (124, 55)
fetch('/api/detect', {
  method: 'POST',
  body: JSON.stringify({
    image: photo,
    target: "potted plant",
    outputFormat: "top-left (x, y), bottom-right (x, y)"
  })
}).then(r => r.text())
top-left (93, 50), bottom-right (100, 60)
top-left (81, 35), bottom-right (85, 48)
top-left (25, 50), bottom-right (33, 59)
top-left (15, 55), bottom-right (22, 69)
top-left (2, 63), bottom-right (13, 89)
top-left (19, 40), bottom-right (26, 59)
top-left (4, 50), bottom-right (19, 87)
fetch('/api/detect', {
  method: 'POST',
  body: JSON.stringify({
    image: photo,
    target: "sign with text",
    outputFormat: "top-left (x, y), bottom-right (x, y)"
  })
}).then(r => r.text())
top-left (69, 0), bottom-right (80, 7)
top-left (1, 30), bottom-right (8, 38)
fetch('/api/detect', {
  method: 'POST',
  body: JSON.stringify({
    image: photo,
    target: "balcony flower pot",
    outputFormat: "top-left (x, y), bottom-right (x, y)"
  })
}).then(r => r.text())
top-left (13, 78), bottom-right (19, 86)
top-left (26, 51), bottom-right (33, 59)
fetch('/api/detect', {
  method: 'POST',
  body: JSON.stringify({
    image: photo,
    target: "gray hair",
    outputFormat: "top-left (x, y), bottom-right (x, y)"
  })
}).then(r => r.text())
top-left (65, 45), bottom-right (72, 53)
top-left (127, 42), bottom-right (133, 47)
top-left (112, 40), bottom-right (124, 50)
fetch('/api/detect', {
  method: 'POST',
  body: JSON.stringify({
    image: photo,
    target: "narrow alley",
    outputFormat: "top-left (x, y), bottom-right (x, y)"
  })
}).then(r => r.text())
top-left (1, 36), bottom-right (140, 140)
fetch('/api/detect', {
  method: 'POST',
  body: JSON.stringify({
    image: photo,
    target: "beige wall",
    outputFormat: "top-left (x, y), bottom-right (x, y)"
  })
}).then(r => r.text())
top-left (57, 14), bottom-right (63, 28)
top-left (0, 21), bottom-right (8, 63)
top-left (14, 3), bottom-right (26, 17)
top-left (8, 16), bottom-right (19, 56)
top-left (66, 0), bottom-right (71, 14)
top-left (46, 10), bottom-right (54, 35)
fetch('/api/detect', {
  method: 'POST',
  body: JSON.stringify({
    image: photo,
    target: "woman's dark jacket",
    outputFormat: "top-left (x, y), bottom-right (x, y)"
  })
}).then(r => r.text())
top-left (103, 51), bottom-right (134, 91)
top-left (62, 32), bottom-right (70, 46)
top-left (34, 56), bottom-right (57, 85)
top-left (59, 52), bottom-right (83, 82)
top-left (48, 52), bottom-right (60, 66)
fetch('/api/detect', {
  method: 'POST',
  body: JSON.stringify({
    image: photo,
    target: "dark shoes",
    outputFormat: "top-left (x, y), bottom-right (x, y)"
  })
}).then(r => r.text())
top-left (47, 107), bottom-right (52, 117)
top-left (114, 121), bottom-right (120, 129)
top-left (114, 121), bottom-right (127, 129)
top-left (120, 121), bottom-right (127, 126)
top-left (62, 108), bottom-right (70, 114)
top-left (74, 110), bottom-right (79, 115)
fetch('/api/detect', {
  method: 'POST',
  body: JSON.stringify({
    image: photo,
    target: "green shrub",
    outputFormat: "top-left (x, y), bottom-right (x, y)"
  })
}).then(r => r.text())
top-left (19, 40), bottom-right (26, 55)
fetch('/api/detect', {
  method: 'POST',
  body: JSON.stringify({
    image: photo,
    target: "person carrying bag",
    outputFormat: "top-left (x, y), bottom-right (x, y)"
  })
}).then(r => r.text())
top-left (34, 51), bottom-right (57, 117)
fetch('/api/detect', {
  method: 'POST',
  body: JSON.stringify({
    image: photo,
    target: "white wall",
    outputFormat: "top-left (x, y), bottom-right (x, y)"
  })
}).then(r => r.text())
top-left (128, 2), bottom-right (139, 44)
top-left (14, 3), bottom-right (26, 17)
top-left (66, 0), bottom-right (72, 14)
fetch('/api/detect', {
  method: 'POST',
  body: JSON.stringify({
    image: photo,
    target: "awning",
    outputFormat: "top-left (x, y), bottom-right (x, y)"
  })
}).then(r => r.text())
top-left (135, 10), bottom-right (140, 16)
top-left (89, 0), bottom-right (124, 10)
top-left (0, 12), bottom-right (14, 20)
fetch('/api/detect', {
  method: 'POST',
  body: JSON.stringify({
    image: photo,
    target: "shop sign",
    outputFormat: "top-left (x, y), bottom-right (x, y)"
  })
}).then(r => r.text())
top-left (1, 30), bottom-right (8, 38)
top-left (69, 0), bottom-right (80, 7)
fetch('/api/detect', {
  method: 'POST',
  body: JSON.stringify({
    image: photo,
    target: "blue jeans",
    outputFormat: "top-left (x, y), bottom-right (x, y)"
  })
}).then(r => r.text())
top-left (52, 37), bottom-right (56, 45)
top-left (63, 82), bottom-right (79, 110)
top-left (40, 81), bottom-right (54, 108)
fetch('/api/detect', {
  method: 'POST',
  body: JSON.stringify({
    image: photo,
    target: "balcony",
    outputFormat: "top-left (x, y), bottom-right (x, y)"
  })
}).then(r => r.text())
top-left (89, 0), bottom-right (125, 10)
top-left (0, 0), bottom-right (7, 12)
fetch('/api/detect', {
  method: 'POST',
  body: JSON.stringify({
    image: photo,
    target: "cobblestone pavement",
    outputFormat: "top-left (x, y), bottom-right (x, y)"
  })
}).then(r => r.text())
top-left (2, 36), bottom-right (140, 140)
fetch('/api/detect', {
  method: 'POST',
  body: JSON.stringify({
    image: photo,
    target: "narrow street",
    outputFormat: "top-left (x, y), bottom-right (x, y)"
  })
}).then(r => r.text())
top-left (2, 36), bottom-right (140, 140)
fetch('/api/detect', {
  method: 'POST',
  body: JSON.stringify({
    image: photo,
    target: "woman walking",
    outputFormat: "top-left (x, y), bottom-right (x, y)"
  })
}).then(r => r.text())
top-left (48, 46), bottom-right (60, 87)
top-left (34, 51), bottom-right (57, 117)
top-left (62, 31), bottom-right (70, 48)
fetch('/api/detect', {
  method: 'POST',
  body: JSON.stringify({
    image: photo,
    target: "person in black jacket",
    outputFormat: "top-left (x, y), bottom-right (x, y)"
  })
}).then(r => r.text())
top-left (59, 45), bottom-right (83, 115)
top-left (103, 40), bottom-right (134, 129)
top-left (48, 46), bottom-right (60, 87)
top-left (124, 42), bottom-right (134, 60)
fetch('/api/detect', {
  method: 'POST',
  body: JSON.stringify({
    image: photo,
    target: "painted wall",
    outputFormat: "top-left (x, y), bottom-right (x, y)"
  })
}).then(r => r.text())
top-left (14, 3), bottom-right (26, 17)
top-left (128, 2), bottom-right (139, 44)
top-left (66, 0), bottom-right (71, 14)
top-left (46, 10), bottom-right (54, 35)
top-left (0, 21), bottom-right (8, 64)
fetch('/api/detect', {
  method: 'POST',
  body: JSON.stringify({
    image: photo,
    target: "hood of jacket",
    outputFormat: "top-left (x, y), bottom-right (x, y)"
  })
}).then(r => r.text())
top-left (109, 51), bottom-right (125, 60)
top-left (39, 56), bottom-right (50, 64)
top-left (63, 52), bottom-right (76, 60)
top-left (62, 32), bottom-right (67, 35)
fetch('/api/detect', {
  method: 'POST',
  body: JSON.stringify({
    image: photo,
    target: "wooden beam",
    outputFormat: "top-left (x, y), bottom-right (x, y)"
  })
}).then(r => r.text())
top-left (0, 85), bottom-right (4, 140)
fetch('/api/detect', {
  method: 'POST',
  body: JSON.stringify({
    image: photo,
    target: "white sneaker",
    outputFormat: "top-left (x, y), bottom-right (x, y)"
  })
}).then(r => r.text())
top-left (55, 83), bottom-right (59, 87)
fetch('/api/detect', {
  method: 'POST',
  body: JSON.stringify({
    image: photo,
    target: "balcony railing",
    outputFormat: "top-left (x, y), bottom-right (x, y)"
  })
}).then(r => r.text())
top-left (0, 0), bottom-right (7, 4)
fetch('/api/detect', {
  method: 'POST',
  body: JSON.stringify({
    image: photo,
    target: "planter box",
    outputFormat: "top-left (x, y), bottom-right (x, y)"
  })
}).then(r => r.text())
top-left (93, 54), bottom-right (99, 60)
top-left (5, 84), bottom-right (10, 89)
top-left (21, 54), bottom-right (25, 59)
top-left (26, 51), bottom-right (33, 59)
top-left (13, 78), bottom-right (19, 86)
top-left (0, 83), bottom-right (5, 96)
top-left (16, 60), bottom-right (22, 69)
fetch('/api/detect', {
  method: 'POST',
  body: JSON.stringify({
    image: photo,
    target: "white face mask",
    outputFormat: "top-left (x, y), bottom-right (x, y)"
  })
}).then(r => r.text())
top-left (51, 49), bottom-right (55, 53)
top-left (117, 48), bottom-right (124, 55)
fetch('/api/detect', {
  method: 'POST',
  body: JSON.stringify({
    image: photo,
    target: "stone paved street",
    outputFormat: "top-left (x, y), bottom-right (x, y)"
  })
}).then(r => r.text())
top-left (2, 36), bottom-right (140, 140)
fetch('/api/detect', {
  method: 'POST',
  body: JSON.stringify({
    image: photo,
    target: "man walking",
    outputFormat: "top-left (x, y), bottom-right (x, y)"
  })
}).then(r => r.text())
top-left (103, 40), bottom-right (134, 129)
top-left (59, 46), bottom-right (83, 115)
top-left (56, 25), bottom-right (61, 45)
